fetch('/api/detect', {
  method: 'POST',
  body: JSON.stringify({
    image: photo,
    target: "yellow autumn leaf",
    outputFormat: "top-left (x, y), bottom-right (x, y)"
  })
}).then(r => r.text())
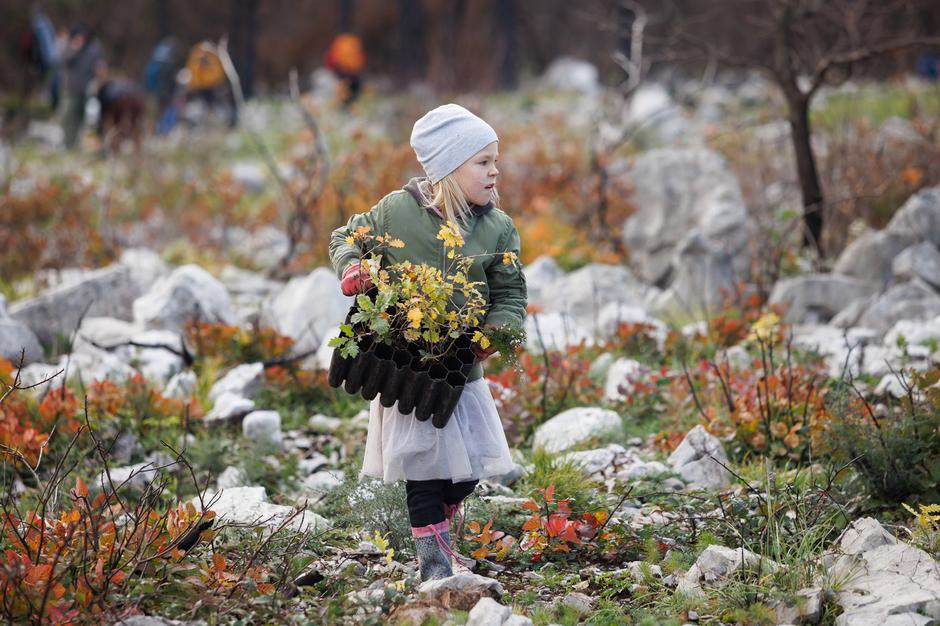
top-left (436, 222), bottom-right (465, 249)
top-left (472, 330), bottom-right (490, 349)
top-left (407, 308), bottom-right (423, 328)
top-left (345, 235), bottom-right (355, 246)
top-left (389, 238), bottom-right (405, 248)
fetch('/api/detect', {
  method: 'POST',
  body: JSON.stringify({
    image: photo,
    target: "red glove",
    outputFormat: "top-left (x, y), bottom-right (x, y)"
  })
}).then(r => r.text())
top-left (340, 263), bottom-right (373, 296)
top-left (471, 325), bottom-right (498, 361)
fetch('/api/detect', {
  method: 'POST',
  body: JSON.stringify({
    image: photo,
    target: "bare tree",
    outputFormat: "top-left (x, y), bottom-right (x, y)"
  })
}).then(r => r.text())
top-left (656, 0), bottom-right (940, 257)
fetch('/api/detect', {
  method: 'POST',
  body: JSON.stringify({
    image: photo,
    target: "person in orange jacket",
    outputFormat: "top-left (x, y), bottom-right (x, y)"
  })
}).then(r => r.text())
top-left (324, 33), bottom-right (365, 108)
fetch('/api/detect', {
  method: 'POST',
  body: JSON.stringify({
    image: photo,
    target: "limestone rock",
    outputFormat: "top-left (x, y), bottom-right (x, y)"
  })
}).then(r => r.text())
top-left (769, 274), bottom-right (878, 324)
top-left (541, 57), bottom-right (599, 94)
top-left (11, 264), bottom-right (142, 345)
top-left (262, 267), bottom-right (351, 354)
top-left (892, 241), bottom-right (940, 289)
top-left (209, 362), bottom-right (264, 403)
top-left (623, 148), bottom-right (750, 286)
top-left (242, 410), bottom-right (282, 446)
top-left (603, 357), bottom-right (649, 402)
top-left (677, 545), bottom-right (778, 596)
top-left (133, 265), bottom-right (236, 332)
top-left (467, 597), bottom-right (511, 626)
top-left (419, 572), bottom-right (504, 611)
top-left (651, 231), bottom-right (740, 315)
top-left (523, 255), bottom-right (564, 306)
top-left (532, 407), bottom-right (622, 454)
top-left (667, 426), bottom-right (731, 490)
top-left (197, 486), bottom-right (330, 534)
top-left (826, 518), bottom-right (940, 626)
top-left (205, 393), bottom-right (255, 422)
top-left (536, 263), bottom-right (653, 332)
top-left (833, 229), bottom-right (912, 287)
top-left (0, 317), bottom-right (43, 365)
top-left (857, 280), bottom-right (940, 338)
top-left (560, 592), bottom-right (596, 614)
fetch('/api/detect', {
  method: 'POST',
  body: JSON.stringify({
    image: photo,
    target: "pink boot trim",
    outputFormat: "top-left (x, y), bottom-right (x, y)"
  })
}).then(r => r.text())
top-left (412, 519), bottom-right (450, 538)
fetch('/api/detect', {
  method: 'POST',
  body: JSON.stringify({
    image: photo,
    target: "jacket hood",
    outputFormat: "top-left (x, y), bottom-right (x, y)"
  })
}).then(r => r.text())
top-left (402, 177), bottom-right (494, 218)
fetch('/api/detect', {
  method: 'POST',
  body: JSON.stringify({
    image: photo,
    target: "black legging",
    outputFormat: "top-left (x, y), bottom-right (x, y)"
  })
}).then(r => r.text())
top-left (405, 479), bottom-right (478, 527)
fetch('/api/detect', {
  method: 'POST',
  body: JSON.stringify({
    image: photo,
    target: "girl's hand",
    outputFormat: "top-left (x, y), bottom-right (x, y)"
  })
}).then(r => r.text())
top-left (340, 263), bottom-right (374, 296)
top-left (471, 325), bottom-right (499, 361)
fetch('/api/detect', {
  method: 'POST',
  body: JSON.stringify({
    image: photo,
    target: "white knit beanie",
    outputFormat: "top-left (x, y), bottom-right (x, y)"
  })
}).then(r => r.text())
top-left (410, 104), bottom-right (498, 184)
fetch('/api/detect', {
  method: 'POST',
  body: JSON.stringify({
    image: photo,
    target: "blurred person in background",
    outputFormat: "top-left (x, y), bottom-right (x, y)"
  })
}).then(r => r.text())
top-left (324, 32), bottom-right (366, 108)
top-left (181, 41), bottom-right (238, 129)
top-left (144, 37), bottom-right (184, 135)
top-left (61, 23), bottom-right (105, 149)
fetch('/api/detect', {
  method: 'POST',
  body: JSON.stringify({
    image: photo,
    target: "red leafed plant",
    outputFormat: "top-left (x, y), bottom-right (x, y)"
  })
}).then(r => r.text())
top-left (519, 485), bottom-right (611, 561)
top-left (462, 485), bottom-right (619, 565)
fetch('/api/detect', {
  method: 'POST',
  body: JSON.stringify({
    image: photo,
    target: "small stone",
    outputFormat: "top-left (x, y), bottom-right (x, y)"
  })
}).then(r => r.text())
top-left (561, 592), bottom-right (596, 614)
top-left (205, 393), bottom-right (255, 422)
top-left (216, 465), bottom-right (247, 490)
top-left (242, 410), bottom-right (283, 446)
top-left (301, 470), bottom-right (345, 495)
top-left (667, 425), bottom-right (731, 490)
top-left (662, 477), bottom-right (685, 491)
top-left (837, 517), bottom-right (896, 555)
top-left (419, 572), bottom-right (503, 611)
top-left (209, 362), bottom-right (264, 402)
top-left (299, 453), bottom-right (329, 474)
top-left (356, 541), bottom-right (380, 554)
top-left (163, 370), bottom-right (197, 399)
top-left (467, 597), bottom-right (511, 626)
top-left (532, 406), bottom-right (623, 453)
top-left (290, 436), bottom-right (313, 450)
top-left (308, 413), bottom-right (343, 432)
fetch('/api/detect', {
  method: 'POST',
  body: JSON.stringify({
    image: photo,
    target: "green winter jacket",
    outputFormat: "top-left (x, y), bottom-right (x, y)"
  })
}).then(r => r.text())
top-left (328, 177), bottom-right (528, 382)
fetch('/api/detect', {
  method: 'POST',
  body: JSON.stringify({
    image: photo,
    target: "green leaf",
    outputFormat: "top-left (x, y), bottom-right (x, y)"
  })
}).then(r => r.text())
top-left (339, 323), bottom-right (354, 337)
top-left (328, 336), bottom-right (345, 348)
top-left (341, 342), bottom-right (360, 359)
top-left (350, 312), bottom-right (367, 324)
top-left (356, 294), bottom-right (374, 311)
top-left (371, 318), bottom-right (390, 336)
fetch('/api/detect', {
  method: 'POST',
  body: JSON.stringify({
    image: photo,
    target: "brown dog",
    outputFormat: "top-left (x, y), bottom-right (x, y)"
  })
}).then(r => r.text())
top-left (96, 79), bottom-right (145, 154)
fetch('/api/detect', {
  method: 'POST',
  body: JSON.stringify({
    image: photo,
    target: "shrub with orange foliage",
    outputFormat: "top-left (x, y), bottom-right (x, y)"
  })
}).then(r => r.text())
top-left (185, 321), bottom-right (295, 369)
top-left (463, 485), bottom-right (631, 565)
top-left (1, 484), bottom-right (214, 624)
top-left (0, 177), bottom-right (115, 281)
top-left (680, 346), bottom-right (829, 463)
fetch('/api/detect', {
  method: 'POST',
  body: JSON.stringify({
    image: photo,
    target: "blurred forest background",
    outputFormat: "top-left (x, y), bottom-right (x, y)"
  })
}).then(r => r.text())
top-left (4, 0), bottom-right (940, 97)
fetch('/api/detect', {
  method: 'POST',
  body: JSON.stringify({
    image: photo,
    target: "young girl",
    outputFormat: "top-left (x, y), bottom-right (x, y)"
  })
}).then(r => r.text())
top-left (329, 103), bottom-right (527, 581)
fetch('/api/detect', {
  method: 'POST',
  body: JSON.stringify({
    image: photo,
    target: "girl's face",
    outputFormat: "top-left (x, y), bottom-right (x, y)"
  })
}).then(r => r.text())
top-left (453, 142), bottom-right (499, 206)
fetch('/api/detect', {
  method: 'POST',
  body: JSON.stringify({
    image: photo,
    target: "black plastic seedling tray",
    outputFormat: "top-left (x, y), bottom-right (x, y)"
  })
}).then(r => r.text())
top-left (327, 306), bottom-right (478, 428)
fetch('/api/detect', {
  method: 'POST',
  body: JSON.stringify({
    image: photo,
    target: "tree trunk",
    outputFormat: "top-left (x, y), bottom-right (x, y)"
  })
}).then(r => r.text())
top-left (619, 1), bottom-right (635, 60)
top-left (437, 0), bottom-right (466, 90)
top-left (154, 0), bottom-right (170, 39)
top-left (340, 0), bottom-right (355, 32)
top-left (787, 91), bottom-right (825, 256)
top-left (497, 0), bottom-right (517, 88)
top-left (230, 0), bottom-right (258, 100)
top-left (399, 0), bottom-right (427, 82)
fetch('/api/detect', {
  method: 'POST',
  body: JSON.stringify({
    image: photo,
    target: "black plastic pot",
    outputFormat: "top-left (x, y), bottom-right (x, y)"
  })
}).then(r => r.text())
top-left (326, 305), bottom-right (478, 429)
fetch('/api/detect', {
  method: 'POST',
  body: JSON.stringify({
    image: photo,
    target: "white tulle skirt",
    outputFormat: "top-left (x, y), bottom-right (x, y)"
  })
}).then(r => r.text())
top-left (360, 378), bottom-right (515, 483)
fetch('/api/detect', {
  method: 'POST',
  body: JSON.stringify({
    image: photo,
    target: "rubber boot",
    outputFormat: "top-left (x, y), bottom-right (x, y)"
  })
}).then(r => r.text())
top-left (413, 521), bottom-right (453, 581)
top-left (443, 501), bottom-right (473, 572)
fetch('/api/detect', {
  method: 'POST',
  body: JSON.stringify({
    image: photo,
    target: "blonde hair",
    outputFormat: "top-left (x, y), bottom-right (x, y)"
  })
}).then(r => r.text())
top-left (418, 175), bottom-right (500, 233)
